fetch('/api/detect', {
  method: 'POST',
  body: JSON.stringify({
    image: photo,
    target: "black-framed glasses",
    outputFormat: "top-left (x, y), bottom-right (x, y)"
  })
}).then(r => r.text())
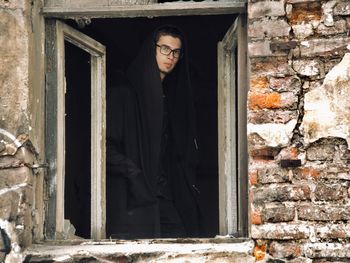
top-left (156, 44), bottom-right (182, 59)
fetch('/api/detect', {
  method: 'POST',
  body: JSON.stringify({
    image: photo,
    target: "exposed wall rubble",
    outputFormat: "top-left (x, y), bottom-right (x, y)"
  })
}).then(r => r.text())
top-left (0, 129), bottom-right (36, 262)
top-left (0, 1), bottom-right (41, 262)
top-left (248, 0), bottom-right (350, 261)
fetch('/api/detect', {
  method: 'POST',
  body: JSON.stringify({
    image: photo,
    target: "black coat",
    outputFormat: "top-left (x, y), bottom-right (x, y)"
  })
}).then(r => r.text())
top-left (106, 27), bottom-right (199, 239)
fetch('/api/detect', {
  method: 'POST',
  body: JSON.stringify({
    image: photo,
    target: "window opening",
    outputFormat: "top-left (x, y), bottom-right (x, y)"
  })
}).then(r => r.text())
top-left (65, 15), bottom-right (236, 238)
top-left (45, 12), bottom-right (247, 240)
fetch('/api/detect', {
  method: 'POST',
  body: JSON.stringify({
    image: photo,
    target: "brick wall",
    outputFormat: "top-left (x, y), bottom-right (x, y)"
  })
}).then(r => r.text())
top-left (248, 0), bottom-right (350, 261)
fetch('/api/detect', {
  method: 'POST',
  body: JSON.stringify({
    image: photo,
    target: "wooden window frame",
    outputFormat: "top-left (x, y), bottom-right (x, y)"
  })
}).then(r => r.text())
top-left (45, 20), bottom-right (106, 239)
top-left (218, 15), bottom-right (248, 236)
top-left (43, 1), bottom-right (247, 240)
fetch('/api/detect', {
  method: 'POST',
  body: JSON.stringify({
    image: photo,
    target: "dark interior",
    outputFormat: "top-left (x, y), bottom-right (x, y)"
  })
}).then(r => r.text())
top-left (64, 41), bottom-right (91, 238)
top-left (64, 14), bottom-right (236, 238)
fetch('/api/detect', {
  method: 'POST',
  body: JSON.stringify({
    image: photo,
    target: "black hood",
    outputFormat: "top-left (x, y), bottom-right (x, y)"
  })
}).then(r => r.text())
top-left (126, 25), bottom-right (196, 186)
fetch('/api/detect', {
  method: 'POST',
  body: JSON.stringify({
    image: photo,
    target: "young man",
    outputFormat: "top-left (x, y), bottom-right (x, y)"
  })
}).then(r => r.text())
top-left (106, 25), bottom-right (200, 238)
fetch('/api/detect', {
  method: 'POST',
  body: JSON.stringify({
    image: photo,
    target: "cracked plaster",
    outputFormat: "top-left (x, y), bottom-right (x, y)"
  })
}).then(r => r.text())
top-left (301, 53), bottom-right (350, 148)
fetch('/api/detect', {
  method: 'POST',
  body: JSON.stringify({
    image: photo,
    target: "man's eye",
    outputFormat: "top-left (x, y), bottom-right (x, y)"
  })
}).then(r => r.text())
top-left (161, 46), bottom-right (171, 52)
top-left (174, 50), bottom-right (181, 56)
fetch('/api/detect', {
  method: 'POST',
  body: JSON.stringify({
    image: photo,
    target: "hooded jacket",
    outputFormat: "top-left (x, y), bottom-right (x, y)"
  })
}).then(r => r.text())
top-left (106, 26), bottom-right (199, 239)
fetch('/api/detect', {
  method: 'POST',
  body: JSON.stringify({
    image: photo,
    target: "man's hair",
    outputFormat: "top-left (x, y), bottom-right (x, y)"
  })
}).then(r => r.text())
top-left (154, 25), bottom-right (185, 46)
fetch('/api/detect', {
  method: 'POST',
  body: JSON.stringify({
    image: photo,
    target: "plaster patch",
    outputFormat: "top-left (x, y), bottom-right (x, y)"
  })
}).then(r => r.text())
top-left (301, 53), bottom-right (350, 148)
top-left (248, 119), bottom-right (297, 147)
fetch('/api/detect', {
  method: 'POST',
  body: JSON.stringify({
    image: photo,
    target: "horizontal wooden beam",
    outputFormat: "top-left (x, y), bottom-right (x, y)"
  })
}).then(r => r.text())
top-left (42, 2), bottom-right (246, 18)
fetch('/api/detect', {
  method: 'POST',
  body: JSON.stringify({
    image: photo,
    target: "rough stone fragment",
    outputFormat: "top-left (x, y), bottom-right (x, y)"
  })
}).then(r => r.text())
top-left (334, 1), bottom-right (350, 15)
top-left (306, 138), bottom-right (337, 161)
top-left (322, 1), bottom-right (337, 27)
top-left (316, 20), bottom-right (347, 35)
top-left (248, 0), bottom-right (285, 19)
top-left (249, 41), bottom-right (273, 57)
top-left (0, 191), bottom-right (20, 220)
top-left (302, 80), bottom-right (323, 92)
top-left (249, 18), bottom-right (291, 39)
top-left (300, 53), bottom-right (350, 147)
top-left (292, 23), bottom-right (314, 39)
top-left (269, 75), bottom-right (302, 93)
top-left (292, 59), bottom-right (324, 78)
top-left (248, 119), bottom-right (297, 147)
top-left (299, 37), bottom-right (350, 57)
top-left (0, 167), bottom-right (31, 188)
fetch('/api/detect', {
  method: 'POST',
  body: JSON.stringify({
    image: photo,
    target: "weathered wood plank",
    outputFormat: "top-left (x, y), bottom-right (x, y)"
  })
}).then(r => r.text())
top-left (42, 2), bottom-right (246, 18)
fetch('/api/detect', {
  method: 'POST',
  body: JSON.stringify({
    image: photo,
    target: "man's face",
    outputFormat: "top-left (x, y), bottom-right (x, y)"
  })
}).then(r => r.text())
top-left (155, 35), bottom-right (182, 81)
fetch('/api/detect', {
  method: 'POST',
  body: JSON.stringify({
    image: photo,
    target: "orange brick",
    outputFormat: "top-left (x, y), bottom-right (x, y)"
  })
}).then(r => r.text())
top-left (249, 92), bottom-right (281, 110)
top-left (250, 76), bottom-right (269, 91)
top-left (302, 167), bottom-right (319, 179)
top-left (249, 170), bottom-right (258, 186)
top-left (253, 243), bottom-right (266, 261)
top-left (251, 211), bottom-right (262, 225)
top-left (290, 147), bottom-right (298, 158)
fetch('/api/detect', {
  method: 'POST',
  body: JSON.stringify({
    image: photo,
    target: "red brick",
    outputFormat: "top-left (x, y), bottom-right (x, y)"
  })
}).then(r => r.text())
top-left (250, 147), bottom-right (281, 160)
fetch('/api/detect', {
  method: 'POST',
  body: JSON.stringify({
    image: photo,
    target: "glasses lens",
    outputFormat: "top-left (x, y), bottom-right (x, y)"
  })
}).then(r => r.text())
top-left (160, 45), bottom-right (171, 55)
top-left (158, 45), bottom-right (182, 58)
top-left (173, 50), bottom-right (181, 58)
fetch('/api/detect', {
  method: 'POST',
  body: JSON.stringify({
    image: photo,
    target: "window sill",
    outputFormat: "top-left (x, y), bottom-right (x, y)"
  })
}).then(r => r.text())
top-left (24, 238), bottom-right (254, 262)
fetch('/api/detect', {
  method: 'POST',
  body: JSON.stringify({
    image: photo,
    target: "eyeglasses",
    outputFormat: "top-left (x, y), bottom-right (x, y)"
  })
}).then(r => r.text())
top-left (156, 44), bottom-right (182, 59)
